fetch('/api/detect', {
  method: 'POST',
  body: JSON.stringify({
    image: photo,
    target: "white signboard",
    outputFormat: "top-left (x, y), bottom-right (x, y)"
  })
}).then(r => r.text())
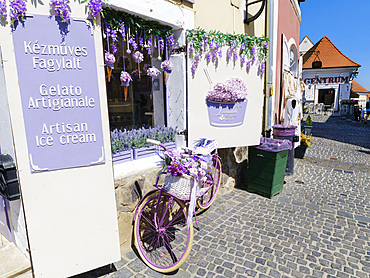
top-left (305, 84), bottom-right (314, 101)
top-left (187, 47), bottom-right (264, 148)
top-left (340, 83), bottom-right (351, 100)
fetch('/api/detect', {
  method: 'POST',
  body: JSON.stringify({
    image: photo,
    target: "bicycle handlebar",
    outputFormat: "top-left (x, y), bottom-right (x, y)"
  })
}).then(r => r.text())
top-left (146, 139), bottom-right (161, 146)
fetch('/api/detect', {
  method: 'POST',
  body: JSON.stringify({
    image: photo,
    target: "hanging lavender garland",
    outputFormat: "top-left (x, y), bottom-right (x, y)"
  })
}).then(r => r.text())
top-left (187, 27), bottom-right (268, 76)
top-left (9, 0), bottom-right (27, 24)
top-left (50, 0), bottom-right (70, 23)
top-left (0, 0), bottom-right (7, 22)
top-left (87, 0), bottom-right (102, 19)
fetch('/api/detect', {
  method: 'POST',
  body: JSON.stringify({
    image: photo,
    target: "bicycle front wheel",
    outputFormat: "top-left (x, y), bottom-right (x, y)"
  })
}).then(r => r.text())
top-left (197, 155), bottom-right (222, 209)
top-left (134, 191), bottom-right (193, 273)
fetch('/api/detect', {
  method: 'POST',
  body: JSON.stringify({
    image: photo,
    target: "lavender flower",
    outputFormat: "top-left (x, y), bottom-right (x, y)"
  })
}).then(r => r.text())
top-left (0, 0), bottom-right (7, 22)
top-left (240, 43), bottom-right (246, 52)
top-left (105, 52), bottom-right (115, 67)
top-left (50, 0), bottom-right (70, 23)
top-left (191, 61), bottom-right (197, 75)
top-left (211, 47), bottom-right (218, 58)
top-left (120, 71), bottom-right (132, 83)
top-left (263, 41), bottom-right (268, 49)
top-left (105, 25), bottom-right (111, 38)
top-left (132, 51), bottom-right (144, 63)
top-left (9, 0), bottom-right (27, 24)
top-left (240, 55), bottom-right (246, 65)
top-left (111, 44), bottom-right (118, 54)
top-left (129, 35), bottom-right (138, 51)
top-left (205, 52), bottom-right (211, 63)
top-left (251, 46), bottom-right (256, 54)
top-left (163, 150), bottom-right (207, 181)
top-left (139, 37), bottom-right (144, 48)
top-left (195, 53), bottom-right (201, 62)
top-left (233, 51), bottom-right (238, 61)
top-left (189, 43), bottom-right (194, 54)
top-left (161, 60), bottom-right (173, 73)
top-left (167, 34), bottom-right (174, 50)
top-left (119, 22), bottom-right (125, 36)
top-left (246, 60), bottom-right (252, 71)
top-left (159, 37), bottom-right (165, 51)
top-left (87, 0), bottom-right (102, 19)
top-left (260, 61), bottom-right (265, 75)
top-left (206, 77), bottom-right (248, 102)
top-left (111, 29), bottom-right (117, 42)
top-left (147, 66), bottom-right (160, 78)
top-left (146, 37), bottom-right (152, 56)
top-left (226, 47), bottom-right (232, 61)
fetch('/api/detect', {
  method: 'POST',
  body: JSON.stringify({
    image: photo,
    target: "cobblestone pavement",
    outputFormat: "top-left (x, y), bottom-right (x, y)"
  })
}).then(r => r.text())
top-left (82, 115), bottom-right (370, 278)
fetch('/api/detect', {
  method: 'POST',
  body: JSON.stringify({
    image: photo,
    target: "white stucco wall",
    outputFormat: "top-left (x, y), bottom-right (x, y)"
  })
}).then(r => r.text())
top-left (0, 2), bottom-right (121, 277)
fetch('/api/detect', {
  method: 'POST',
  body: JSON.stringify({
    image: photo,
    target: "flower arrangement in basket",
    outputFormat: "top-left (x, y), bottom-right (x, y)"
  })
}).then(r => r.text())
top-left (160, 150), bottom-right (208, 199)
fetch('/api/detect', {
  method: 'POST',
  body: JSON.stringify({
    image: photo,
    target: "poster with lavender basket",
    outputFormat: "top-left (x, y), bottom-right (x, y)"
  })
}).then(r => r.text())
top-left (206, 78), bottom-right (248, 127)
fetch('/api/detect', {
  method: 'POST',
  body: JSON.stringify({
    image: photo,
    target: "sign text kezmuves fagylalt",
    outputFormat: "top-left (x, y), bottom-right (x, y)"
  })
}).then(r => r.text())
top-left (13, 15), bottom-right (104, 172)
top-left (24, 41), bottom-right (96, 147)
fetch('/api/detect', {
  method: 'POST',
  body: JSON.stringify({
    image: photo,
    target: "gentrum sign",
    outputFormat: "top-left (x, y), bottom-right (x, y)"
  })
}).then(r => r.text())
top-left (304, 76), bottom-right (349, 85)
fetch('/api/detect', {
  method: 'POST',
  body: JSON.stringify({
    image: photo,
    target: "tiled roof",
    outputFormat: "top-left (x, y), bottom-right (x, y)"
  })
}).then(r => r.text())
top-left (351, 80), bottom-right (369, 93)
top-left (303, 36), bottom-right (360, 69)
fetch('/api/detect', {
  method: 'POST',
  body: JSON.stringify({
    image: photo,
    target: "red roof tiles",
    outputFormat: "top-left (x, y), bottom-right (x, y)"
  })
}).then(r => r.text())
top-left (303, 36), bottom-right (360, 69)
top-left (351, 80), bottom-right (369, 93)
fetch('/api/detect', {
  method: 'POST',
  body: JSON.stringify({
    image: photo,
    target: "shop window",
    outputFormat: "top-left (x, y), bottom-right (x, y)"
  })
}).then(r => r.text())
top-left (102, 8), bottom-right (174, 131)
top-left (289, 45), bottom-right (298, 78)
top-left (104, 37), bottom-right (156, 130)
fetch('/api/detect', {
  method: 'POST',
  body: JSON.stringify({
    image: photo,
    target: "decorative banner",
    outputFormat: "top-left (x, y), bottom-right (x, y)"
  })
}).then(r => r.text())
top-left (12, 15), bottom-right (105, 173)
top-left (340, 83), bottom-right (351, 101)
top-left (305, 85), bottom-right (314, 101)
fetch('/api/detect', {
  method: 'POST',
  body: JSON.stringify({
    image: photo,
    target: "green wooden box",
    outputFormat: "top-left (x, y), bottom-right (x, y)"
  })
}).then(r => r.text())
top-left (247, 148), bottom-right (288, 198)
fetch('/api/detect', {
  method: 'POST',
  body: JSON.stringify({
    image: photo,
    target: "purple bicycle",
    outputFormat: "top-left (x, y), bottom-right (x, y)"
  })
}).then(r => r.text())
top-left (133, 139), bottom-right (222, 273)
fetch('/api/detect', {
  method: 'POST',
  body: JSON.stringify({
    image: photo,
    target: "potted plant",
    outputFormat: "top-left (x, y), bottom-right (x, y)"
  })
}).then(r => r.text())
top-left (111, 126), bottom-right (177, 163)
top-left (295, 132), bottom-right (313, 159)
top-left (206, 77), bottom-right (248, 127)
top-left (111, 129), bottom-right (134, 164)
top-left (304, 115), bottom-right (312, 135)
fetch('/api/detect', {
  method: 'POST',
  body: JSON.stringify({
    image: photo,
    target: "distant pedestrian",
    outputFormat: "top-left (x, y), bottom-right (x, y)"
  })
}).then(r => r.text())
top-left (354, 105), bottom-right (360, 121)
top-left (365, 99), bottom-right (370, 124)
top-left (359, 108), bottom-right (365, 123)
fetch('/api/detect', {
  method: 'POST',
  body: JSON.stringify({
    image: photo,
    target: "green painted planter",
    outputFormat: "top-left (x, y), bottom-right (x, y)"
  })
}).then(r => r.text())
top-left (247, 147), bottom-right (289, 198)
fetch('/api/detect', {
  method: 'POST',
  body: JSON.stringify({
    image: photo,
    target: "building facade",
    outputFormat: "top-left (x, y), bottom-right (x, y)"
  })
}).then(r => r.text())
top-left (0, 0), bottom-right (305, 276)
top-left (301, 36), bottom-right (360, 113)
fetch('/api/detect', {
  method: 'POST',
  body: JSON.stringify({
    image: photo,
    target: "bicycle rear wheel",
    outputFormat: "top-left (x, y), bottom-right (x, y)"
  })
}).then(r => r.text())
top-left (134, 191), bottom-right (193, 273)
top-left (197, 155), bottom-right (222, 209)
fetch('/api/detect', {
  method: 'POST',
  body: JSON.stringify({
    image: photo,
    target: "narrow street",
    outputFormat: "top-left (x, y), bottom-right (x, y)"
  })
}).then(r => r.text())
top-left (85, 115), bottom-right (370, 278)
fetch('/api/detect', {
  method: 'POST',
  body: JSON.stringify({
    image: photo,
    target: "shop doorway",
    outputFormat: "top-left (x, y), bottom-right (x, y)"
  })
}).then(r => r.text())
top-left (318, 89), bottom-right (335, 105)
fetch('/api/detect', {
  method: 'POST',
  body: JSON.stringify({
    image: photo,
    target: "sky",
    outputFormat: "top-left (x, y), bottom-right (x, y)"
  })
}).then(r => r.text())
top-left (299, 0), bottom-right (370, 91)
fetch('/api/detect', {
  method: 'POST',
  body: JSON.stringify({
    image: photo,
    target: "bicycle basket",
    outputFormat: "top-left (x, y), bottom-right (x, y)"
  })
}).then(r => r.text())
top-left (162, 174), bottom-right (202, 199)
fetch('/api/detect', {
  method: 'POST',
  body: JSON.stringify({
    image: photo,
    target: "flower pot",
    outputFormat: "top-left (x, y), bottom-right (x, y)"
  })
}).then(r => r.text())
top-left (112, 149), bottom-right (133, 164)
top-left (294, 145), bottom-right (307, 159)
top-left (133, 146), bottom-right (157, 160)
top-left (206, 99), bottom-right (248, 127)
top-left (303, 126), bottom-right (312, 136)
